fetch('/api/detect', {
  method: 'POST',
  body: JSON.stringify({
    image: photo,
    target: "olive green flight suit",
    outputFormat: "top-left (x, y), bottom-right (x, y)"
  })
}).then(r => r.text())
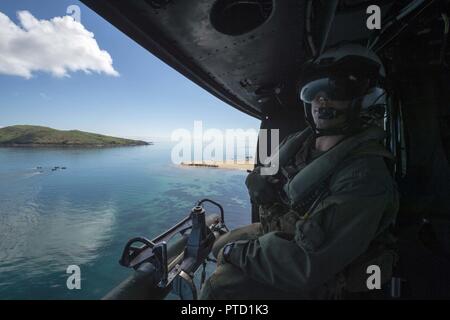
top-left (199, 126), bottom-right (399, 300)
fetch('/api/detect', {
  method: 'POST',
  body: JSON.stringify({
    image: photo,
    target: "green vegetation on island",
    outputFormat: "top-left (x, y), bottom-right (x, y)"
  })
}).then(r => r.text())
top-left (0, 125), bottom-right (151, 147)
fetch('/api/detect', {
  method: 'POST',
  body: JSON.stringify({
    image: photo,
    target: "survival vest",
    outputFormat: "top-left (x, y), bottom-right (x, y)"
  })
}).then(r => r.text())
top-left (258, 125), bottom-right (395, 234)
top-left (257, 125), bottom-right (398, 297)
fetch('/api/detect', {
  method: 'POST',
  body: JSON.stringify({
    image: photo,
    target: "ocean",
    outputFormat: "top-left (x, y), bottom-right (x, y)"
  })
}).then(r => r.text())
top-left (0, 143), bottom-right (252, 299)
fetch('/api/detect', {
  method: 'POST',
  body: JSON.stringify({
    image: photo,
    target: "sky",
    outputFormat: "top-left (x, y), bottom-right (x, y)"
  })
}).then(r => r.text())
top-left (0, 0), bottom-right (260, 141)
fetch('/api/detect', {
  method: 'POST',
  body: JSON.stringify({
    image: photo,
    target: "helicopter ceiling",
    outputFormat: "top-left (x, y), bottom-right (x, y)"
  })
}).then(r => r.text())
top-left (80, 0), bottom-right (406, 120)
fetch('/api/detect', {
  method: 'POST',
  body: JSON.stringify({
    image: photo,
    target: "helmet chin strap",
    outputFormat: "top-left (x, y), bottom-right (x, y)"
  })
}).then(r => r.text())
top-left (314, 126), bottom-right (349, 138)
top-left (306, 99), bottom-right (362, 138)
top-left (317, 107), bottom-right (346, 120)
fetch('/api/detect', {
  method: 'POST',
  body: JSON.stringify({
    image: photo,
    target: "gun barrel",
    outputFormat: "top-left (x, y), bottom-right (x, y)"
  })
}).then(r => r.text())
top-left (102, 214), bottom-right (220, 300)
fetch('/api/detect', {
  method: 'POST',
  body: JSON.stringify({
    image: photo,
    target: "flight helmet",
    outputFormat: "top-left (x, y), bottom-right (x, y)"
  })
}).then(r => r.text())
top-left (299, 43), bottom-right (386, 136)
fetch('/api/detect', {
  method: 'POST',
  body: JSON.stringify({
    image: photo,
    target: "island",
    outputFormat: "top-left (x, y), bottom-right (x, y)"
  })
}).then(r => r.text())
top-left (0, 125), bottom-right (152, 147)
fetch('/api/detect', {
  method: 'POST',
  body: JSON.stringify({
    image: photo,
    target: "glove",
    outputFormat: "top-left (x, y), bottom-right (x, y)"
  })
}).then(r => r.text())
top-left (216, 247), bottom-right (226, 266)
top-left (216, 241), bottom-right (247, 268)
top-left (216, 243), bottom-right (233, 266)
top-left (245, 168), bottom-right (279, 205)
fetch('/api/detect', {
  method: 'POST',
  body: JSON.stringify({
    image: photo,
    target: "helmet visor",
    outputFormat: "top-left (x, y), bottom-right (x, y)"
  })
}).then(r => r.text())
top-left (300, 76), bottom-right (371, 103)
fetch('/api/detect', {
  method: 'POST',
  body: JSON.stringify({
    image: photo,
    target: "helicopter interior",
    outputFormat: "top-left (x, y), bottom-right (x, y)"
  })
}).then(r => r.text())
top-left (80, 0), bottom-right (450, 299)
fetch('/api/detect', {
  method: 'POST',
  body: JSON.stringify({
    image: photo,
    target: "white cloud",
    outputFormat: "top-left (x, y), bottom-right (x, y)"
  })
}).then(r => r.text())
top-left (0, 10), bottom-right (119, 79)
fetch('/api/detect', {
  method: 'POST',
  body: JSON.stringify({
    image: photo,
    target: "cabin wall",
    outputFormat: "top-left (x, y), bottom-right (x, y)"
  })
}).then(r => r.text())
top-left (391, 62), bottom-right (450, 298)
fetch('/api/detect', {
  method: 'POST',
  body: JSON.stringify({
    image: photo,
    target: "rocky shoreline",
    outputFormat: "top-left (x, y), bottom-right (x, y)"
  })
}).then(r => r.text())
top-left (0, 142), bottom-right (153, 148)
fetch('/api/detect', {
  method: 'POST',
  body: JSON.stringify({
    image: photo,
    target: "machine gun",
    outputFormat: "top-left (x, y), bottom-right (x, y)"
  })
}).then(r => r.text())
top-left (104, 199), bottom-right (228, 300)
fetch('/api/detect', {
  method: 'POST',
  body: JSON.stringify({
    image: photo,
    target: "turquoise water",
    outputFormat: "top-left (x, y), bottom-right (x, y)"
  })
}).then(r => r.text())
top-left (0, 144), bottom-right (252, 299)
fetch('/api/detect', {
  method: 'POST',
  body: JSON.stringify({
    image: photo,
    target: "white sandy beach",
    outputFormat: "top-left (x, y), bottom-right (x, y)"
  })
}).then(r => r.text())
top-left (180, 160), bottom-right (255, 171)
